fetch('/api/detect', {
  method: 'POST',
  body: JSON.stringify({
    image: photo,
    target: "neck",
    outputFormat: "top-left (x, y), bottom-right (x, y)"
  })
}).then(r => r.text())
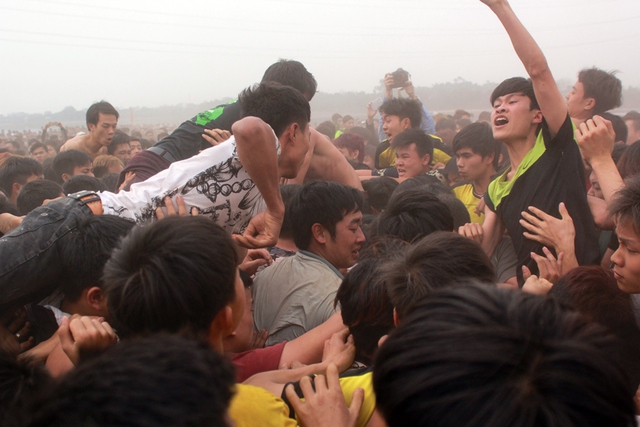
top-left (473, 170), bottom-right (496, 195)
top-left (276, 237), bottom-right (297, 252)
top-left (504, 132), bottom-right (537, 179)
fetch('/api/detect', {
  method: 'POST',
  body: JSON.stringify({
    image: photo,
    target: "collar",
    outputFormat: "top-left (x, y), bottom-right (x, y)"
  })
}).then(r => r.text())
top-left (297, 249), bottom-right (344, 279)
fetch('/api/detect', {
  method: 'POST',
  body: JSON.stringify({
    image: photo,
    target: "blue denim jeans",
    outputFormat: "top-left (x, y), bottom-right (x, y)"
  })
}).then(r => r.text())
top-left (0, 196), bottom-right (93, 311)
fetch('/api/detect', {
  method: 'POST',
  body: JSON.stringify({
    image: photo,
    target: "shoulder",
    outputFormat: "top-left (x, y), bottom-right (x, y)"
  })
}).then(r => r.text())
top-left (230, 384), bottom-right (297, 427)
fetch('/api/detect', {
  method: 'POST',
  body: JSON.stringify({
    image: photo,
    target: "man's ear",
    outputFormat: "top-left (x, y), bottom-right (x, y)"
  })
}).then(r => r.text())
top-left (484, 152), bottom-right (495, 166)
top-left (87, 123), bottom-right (96, 132)
top-left (401, 118), bottom-right (412, 130)
top-left (11, 182), bottom-right (22, 198)
top-left (282, 122), bottom-right (300, 147)
top-left (584, 97), bottom-right (596, 111)
top-left (532, 110), bottom-right (544, 125)
top-left (352, 150), bottom-right (360, 161)
top-left (61, 173), bottom-right (70, 183)
top-left (421, 154), bottom-right (431, 167)
top-left (311, 223), bottom-right (327, 245)
top-left (210, 306), bottom-right (236, 340)
top-left (86, 286), bottom-right (105, 310)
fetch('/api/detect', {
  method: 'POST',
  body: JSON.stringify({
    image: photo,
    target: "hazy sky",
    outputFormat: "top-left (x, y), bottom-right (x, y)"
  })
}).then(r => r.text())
top-left (2, 0), bottom-right (639, 115)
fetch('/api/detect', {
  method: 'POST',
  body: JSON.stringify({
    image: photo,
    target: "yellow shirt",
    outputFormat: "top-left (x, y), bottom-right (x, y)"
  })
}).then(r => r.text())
top-left (453, 183), bottom-right (484, 224)
top-left (230, 384), bottom-right (298, 427)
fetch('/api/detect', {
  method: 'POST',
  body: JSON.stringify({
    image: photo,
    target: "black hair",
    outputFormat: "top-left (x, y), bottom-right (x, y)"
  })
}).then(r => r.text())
top-left (315, 121), bottom-right (336, 141)
top-left (490, 77), bottom-right (539, 110)
top-left (335, 258), bottom-right (395, 366)
top-left (58, 215), bottom-right (135, 303)
top-left (601, 113), bottom-right (628, 144)
top-left (374, 188), bottom-right (453, 243)
top-left (30, 334), bottom-right (235, 427)
top-left (52, 150), bottom-right (92, 184)
top-left (28, 142), bottom-right (47, 154)
top-left (100, 172), bottom-right (120, 192)
top-left (578, 67), bottom-right (622, 114)
top-left (238, 83), bottom-right (311, 138)
top-left (453, 121), bottom-right (501, 169)
top-left (343, 115), bottom-right (354, 123)
top-left (107, 130), bottom-right (131, 155)
top-left (379, 98), bottom-right (422, 129)
top-left (394, 175), bottom-right (450, 195)
top-left (391, 129), bottom-right (434, 160)
top-left (62, 175), bottom-right (108, 195)
top-left (261, 59), bottom-right (318, 101)
top-left (15, 179), bottom-right (63, 215)
top-left (436, 193), bottom-right (471, 229)
top-left (280, 184), bottom-right (303, 239)
top-left (346, 126), bottom-right (379, 147)
top-left (373, 284), bottom-right (636, 427)
top-left (610, 175), bottom-right (640, 234)
top-left (382, 231), bottom-right (495, 319)
top-left (0, 157), bottom-right (43, 198)
top-left (362, 177), bottom-right (398, 213)
top-left (289, 181), bottom-right (364, 250)
top-left (86, 101), bottom-right (119, 127)
top-left (103, 216), bottom-right (239, 339)
top-left (617, 140), bottom-right (640, 179)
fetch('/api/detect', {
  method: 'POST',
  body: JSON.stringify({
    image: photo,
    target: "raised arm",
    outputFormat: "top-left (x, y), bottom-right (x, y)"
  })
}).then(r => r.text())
top-left (481, 0), bottom-right (567, 136)
top-left (233, 117), bottom-right (285, 248)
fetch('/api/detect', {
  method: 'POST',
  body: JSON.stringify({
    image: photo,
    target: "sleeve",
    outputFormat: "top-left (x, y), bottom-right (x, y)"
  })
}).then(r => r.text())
top-left (377, 96), bottom-right (390, 143)
top-left (420, 102), bottom-right (436, 135)
top-left (542, 113), bottom-right (574, 151)
top-left (230, 341), bottom-right (288, 382)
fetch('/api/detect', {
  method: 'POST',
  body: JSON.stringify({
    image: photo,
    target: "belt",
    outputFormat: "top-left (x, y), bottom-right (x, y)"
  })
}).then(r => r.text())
top-left (147, 146), bottom-right (177, 163)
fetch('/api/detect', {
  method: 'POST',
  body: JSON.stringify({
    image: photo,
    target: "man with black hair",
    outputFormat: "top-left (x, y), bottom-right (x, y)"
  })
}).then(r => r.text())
top-left (107, 130), bottom-right (131, 165)
top-left (373, 285), bottom-right (636, 427)
top-left (59, 101), bottom-right (119, 158)
top-left (119, 59), bottom-right (361, 190)
top-left (29, 142), bottom-right (48, 164)
top-left (52, 149), bottom-right (94, 183)
top-left (253, 181), bottom-right (365, 345)
top-left (452, 122), bottom-right (501, 224)
top-left (459, 0), bottom-right (600, 284)
top-left (62, 175), bottom-right (108, 195)
top-left (566, 67), bottom-right (622, 126)
top-left (15, 179), bottom-right (64, 215)
top-left (31, 335), bottom-right (236, 427)
top-left (0, 156), bottom-right (43, 204)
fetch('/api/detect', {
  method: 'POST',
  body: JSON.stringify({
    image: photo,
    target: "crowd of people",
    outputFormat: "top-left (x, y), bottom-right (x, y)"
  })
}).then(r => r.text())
top-left (1, 0), bottom-right (640, 426)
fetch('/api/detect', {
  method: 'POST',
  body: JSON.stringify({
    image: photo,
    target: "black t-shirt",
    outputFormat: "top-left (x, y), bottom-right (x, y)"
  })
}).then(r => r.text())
top-left (485, 114), bottom-right (600, 285)
top-left (154, 100), bottom-right (243, 162)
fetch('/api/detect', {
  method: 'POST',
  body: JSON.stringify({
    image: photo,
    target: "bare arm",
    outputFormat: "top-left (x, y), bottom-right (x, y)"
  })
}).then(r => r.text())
top-left (304, 129), bottom-right (363, 191)
top-left (481, 0), bottom-right (567, 136)
top-left (232, 117), bottom-right (285, 248)
top-left (279, 312), bottom-right (345, 368)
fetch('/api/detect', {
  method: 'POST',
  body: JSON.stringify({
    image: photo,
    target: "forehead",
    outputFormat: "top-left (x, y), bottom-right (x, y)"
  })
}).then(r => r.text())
top-left (616, 218), bottom-right (640, 241)
top-left (97, 113), bottom-right (118, 124)
top-left (493, 93), bottom-right (530, 104)
top-left (382, 114), bottom-right (400, 122)
top-left (396, 143), bottom-right (420, 155)
top-left (455, 146), bottom-right (478, 155)
top-left (338, 209), bottom-right (363, 225)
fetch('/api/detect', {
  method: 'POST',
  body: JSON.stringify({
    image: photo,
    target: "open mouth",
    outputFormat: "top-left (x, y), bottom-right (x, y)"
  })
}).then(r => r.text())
top-left (494, 116), bottom-right (509, 127)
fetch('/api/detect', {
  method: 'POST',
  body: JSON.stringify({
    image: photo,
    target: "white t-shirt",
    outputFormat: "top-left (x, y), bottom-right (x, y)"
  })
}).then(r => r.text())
top-left (100, 134), bottom-right (278, 234)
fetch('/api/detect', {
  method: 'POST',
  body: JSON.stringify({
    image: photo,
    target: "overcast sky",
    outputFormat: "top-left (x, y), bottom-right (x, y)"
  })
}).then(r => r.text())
top-left (1, 0), bottom-right (638, 115)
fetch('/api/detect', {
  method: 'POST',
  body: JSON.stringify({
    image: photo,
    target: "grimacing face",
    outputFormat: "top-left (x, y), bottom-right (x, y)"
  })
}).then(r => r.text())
top-left (89, 113), bottom-right (118, 147)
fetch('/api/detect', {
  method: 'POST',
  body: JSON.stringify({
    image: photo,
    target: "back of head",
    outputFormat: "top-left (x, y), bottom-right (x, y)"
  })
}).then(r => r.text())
top-left (346, 126), bottom-right (379, 147)
top-left (62, 175), bottom-right (108, 195)
top-left (578, 68), bottom-right (622, 115)
top-left (280, 183), bottom-right (303, 240)
top-left (373, 285), bottom-right (636, 427)
top-left (92, 154), bottom-right (124, 179)
top-left (600, 113), bottom-right (628, 144)
top-left (30, 334), bottom-right (234, 427)
top-left (453, 121), bottom-right (501, 169)
top-left (238, 82), bottom-right (310, 138)
top-left (86, 101), bottom-right (119, 127)
top-left (391, 129), bottom-right (434, 160)
top-left (315, 121), bottom-right (336, 141)
top-left (58, 215), bottom-right (135, 303)
top-left (261, 59), bottom-right (317, 101)
top-left (334, 133), bottom-right (366, 163)
top-left (383, 231), bottom-right (495, 319)
top-left (616, 141), bottom-right (640, 179)
top-left (52, 150), bottom-right (92, 184)
top-left (362, 177), bottom-right (399, 213)
top-left (16, 179), bottom-right (63, 215)
top-left (610, 175), bottom-right (640, 232)
top-left (491, 77), bottom-right (539, 110)
top-left (0, 156), bottom-right (43, 197)
top-left (379, 98), bottom-right (422, 129)
top-left (436, 193), bottom-right (471, 229)
top-left (289, 181), bottom-right (364, 250)
top-left (103, 216), bottom-right (238, 339)
top-left (375, 188), bottom-right (454, 243)
top-left (335, 257), bottom-right (395, 365)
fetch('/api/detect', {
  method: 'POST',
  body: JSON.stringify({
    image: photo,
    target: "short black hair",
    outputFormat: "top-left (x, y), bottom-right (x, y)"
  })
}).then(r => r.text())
top-left (261, 59), bottom-right (318, 101)
top-left (58, 215), bottom-right (135, 302)
top-left (382, 231), bottom-right (495, 319)
top-left (0, 157), bottom-right (43, 197)
top-left (610, 175), bottom-right (640, 234)
top-left (15, 179), bottom-right (63, 215)
top-left (379, 98), bottom-right (422, 129)
top-left (453, 121), bottom-right (501, 169)
top-left (490, 77), bottom-right (539, 110)
top-left (30, 334), bottom-right (235, 427)
top-left (373, 285), bottom-right (636, 427)
top-left (238, 82), bottom-right (311, 138)
top-left (289, 181), bottom-right (364, 250)
top-left (62, 175), bottom-right (107, 195)
top-left (391, 129), bottom-right (434, 160)
top-left (279, 184), bottom-right (303, 240)
top-left (103, 216), bottom-right (239, 339)
top-left (52, 150), bottom-right (92, 184)
top-left (362, 177), bottom-right (398, 213)
top-left (107, 130), bottom-right (130, 155)
top-left (578, 67), bottom-right (622, 114)
top-left (374, 188), bottom-right (454, 243)
top-left (29, 142), bottom-right (47, 154)
top-left (86, 101), bottom-right (119, 127)
top-left (315, 121), bottom-right (336, 141)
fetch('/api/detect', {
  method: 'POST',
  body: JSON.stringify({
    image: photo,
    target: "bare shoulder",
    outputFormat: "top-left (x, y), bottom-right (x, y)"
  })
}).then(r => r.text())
top-left (59, 134), bottom-right (85, 152)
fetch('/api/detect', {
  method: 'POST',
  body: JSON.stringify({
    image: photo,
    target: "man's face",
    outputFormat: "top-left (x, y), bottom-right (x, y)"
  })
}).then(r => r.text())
top-left (130, 140), bottom-right (143, 156)
top-left (344, 119), bottom-right (355, 130)
top-left (73, 163), bottom-right (94, 178)
top-left (30, 147), bottom-right (47, 164)
top-left (278, 124), bottom-right (310, 179)
top-left (113, 143), bottom-right (131, 165)
top-left (455, 147), bottom-right (493, 182)
top-left (588, 170), bottom-right (604, 199)
top-left (323, 210), bottom-right (365, 270)
top-left (565, 81), bottom-right (591, 120)
top-left (611, 219), bottom-right (640, 293)
top-left (491, 93), bottom-right (540, 143)
top-left (89, 113), bottom-right (118, 147)
top-left (395, 143), bottom-right (430, 179)
top-left (382, 114), bottom-right (409, 142)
